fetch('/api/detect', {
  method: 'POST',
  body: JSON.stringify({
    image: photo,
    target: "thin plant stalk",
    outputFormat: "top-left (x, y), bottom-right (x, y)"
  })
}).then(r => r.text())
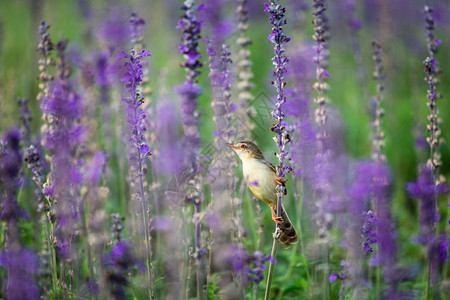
top-left (264, 237), bottom-right (279, 300)
top-left (264, 1), bottom-right (291, 298)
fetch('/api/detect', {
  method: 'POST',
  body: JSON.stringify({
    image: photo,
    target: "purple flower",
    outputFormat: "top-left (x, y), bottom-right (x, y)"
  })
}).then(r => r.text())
top-left (153, 102), bottom-right (184, 176)
top-left (265, 0), bottom-right (292, 220)
top-left (129, 12), bottom-right (146, 45)
top-left (177, 0), bottom-right (205, 173)
top-left (224, 246), bottom-right (275, 285)
top-left (329, 272), bottom-right (338, 283)
top-left (423, 6), bottom-right (443, 171)
top-left (118, 49), bottom-right (152, 158)
top-left (0, 129), bottom-right (23, 224)
top-left (362, 210), bottom-right (378, 254)
top-left (40, 42), bottom-right (86, 260)
top-left (329, 261), bottom-right (348, 299)
top-left (104, 241), bottom-right (141, 299)
top-left (407, 165), bottom-right (448, 244)
top-left (312, 0), bottom-right (331, 132)
top-left (178, 0), bottom-right (204, 81)
top-left (0, 249), bottom-right (40, 299)
top-left (96, 7), bottom-right (130, 51)
top-left (370, 41), bottom-right (386, 162)
top-left (199, 0), bottom-right (234, 43)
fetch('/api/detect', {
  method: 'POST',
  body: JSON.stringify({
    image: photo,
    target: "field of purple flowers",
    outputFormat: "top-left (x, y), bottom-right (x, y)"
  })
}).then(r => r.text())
top-left (0, 0), bottom-right (450, 299)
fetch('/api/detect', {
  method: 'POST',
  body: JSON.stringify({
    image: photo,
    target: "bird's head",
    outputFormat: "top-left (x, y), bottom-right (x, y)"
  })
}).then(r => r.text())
top-left (227, 140), bottom-right (265, 161)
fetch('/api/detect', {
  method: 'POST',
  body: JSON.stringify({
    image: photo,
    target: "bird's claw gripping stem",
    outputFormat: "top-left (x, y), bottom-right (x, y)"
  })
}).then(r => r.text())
top-left (270, 204), bottom-right (284, 225)
top-left (276, 177), bottom-right (286, 186)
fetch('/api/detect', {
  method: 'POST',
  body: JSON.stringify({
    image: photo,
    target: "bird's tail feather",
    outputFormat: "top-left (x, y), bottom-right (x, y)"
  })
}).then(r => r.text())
top-left (276, 205), bottom-right (299, 249)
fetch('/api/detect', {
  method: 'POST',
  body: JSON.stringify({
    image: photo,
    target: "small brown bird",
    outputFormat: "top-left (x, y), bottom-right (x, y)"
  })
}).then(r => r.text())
top-left (227, 141), bottom-right (298, 248)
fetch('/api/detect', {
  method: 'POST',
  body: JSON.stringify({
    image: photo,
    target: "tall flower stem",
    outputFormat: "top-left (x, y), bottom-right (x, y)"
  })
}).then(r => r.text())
top-left (422, 6), bottom-right (444, 298)
top-left (117, 48), bottom-right (153, 297)
top-left (264, 1), bottom-right (291, 299)
top-left (264, 238), bottom-right (278, 300)
top-left (177, 1), bottom-right (206, 298)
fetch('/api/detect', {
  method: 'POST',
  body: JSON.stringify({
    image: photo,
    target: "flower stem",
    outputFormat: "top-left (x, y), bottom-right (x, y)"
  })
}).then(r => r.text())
top-left (137, 147), bottom-right (153, 298)
top-left (264, 233), bottom-right (279, 300)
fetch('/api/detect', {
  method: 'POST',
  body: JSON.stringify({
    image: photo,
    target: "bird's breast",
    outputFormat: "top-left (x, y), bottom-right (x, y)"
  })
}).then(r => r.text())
top-left (242, 159), bottom-right (277, 205)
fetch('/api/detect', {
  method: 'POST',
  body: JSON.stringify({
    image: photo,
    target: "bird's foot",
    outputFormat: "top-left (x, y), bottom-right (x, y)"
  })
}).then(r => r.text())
top-left (270, 204), bottom-right (284, 224)
top-left (272, 216), bottom-right (284, 225)
top-left (276, 177), bottom-right (286, 186)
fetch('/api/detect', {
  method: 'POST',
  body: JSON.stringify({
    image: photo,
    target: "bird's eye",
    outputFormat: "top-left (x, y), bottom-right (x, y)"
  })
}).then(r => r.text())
top-left (241, 144), bottom-right (247, 149)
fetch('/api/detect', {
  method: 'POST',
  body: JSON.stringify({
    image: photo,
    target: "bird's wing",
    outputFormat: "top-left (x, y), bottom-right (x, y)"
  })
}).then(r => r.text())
top-left (263, 160), bottom-right (288, 196)
top-left (264, 160), bottom-right (277, 174)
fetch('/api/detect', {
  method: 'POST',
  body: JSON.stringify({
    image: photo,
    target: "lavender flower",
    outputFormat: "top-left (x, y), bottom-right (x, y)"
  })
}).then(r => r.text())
top-left (116, 49), bottom-right (152, 159)
top-left (0, 129), bottom-right (23, 240)
top-left (362, 210), bottom-right (378, 254)
top-left (423, 6), bottom-right (444, 179)
top-left (153, 102), bottom-right (184, 176)
top-left (329, 260), bottom-right (348, 300)
top-left (265, 0), bottom-right (292, 212)
top-left (344, 1), bottom-right (366, 99)
top-left (177, 3), bottom-right (207, 298)
top-left (428, 234), bottom-right (449, 283)
top-left (17, 98), bottom-right (32, 145)
top-left (312, 0), bottom-right (331, 138)
top-left (0, 130), bottom-right (39, 299)
top-left (407, 165), bottom-right (448, 244)
top-left (0, 249), bottom-right (40, 299)
top-left (177, 0), bottom-right (204, 170)
top-left (225, 246), bottom-right (275, 285)
top-left (129, 13), bottom-right (146, 48)
top-left (129, 13), bottom-right (151, 98)
top-left (285, 43), bottom-right (316, 178)
top-left (264, 1), bottom-right (291, 298)
top-left (235, 0), bottom-right (255, 134)
top-left (41, 40), bottom-right (85, 260)
top-left (37, 21), bottom-right (54, 102)
top-left (111, 213), bottom-right (125, 244)
top-left (96, 8), bottom-right (129, 53)
top-left (370, 41), bottom-right (386, 163)
top-left (24, 145), bottom-right (48, 213)
top-left (208, 43), bottom-right (235, 150)
top-left (104, 241), bottom-right (141, 300)
top-left (371, 164), bottom-right (399, 299)
top-left (200, 0), bottom-right (233, 44)
top-left (117, 48), bottom-right (153, 296)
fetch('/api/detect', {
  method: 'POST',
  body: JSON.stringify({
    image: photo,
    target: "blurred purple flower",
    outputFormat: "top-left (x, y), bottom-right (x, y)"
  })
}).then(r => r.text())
top-left (0, 129), bottom-right (23, 224)
top-left (224, 246), bottom-right (275, 285)
top-left (117, 49), bottom-right (152, 158)
top-left (40, 42), bottom-right (86, 260)
top-left (199, 0), bottom-right (235, 43)
top-left (177, 0), bottom-right (204, 172)
top-left (407, 165), bottom-right (448, 244)
top-left (362, 210), bottom-right (378, 254)
top-left (96, 7), bottom-right (130, 51)
top-left (104, 241), bottom-right (142, 299)
top-left (84, 151), bottom-right (106, 185)
top-left (129, 12), bottom-right (146, 45)
top-left (0, 249), bottom-right (40, 299)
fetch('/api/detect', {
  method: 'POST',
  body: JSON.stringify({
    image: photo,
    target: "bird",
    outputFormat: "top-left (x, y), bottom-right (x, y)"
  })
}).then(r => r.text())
top-left (227, 140), bottom-right (298, 248)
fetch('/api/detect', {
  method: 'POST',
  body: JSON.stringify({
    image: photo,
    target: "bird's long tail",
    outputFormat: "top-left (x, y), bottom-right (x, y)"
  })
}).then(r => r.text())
top-left (275, 205), bottom-right (299, 249)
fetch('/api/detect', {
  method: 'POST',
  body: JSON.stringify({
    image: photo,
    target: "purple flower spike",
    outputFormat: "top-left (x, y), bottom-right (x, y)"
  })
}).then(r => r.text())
top-left (118, 48), bottom-right (152, 158)
top-left (0, 129), bottom-right (23, 225)
top-left (177, 0), bottom-right (204, 172)
top-left (265, 0), bottom-right (292, 222)
top-left (423, 6), bottom-right (443, 173)
top-left (0, 249), bottom-right (40, 299)
top-left (312, 0), bottom-right (331, 136)
top-left (407, 165), bottom-right (448, 244)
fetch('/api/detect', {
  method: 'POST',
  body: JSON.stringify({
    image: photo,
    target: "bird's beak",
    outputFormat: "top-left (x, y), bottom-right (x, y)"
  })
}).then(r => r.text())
top-left (226, 143), bottom-right (239, 150)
